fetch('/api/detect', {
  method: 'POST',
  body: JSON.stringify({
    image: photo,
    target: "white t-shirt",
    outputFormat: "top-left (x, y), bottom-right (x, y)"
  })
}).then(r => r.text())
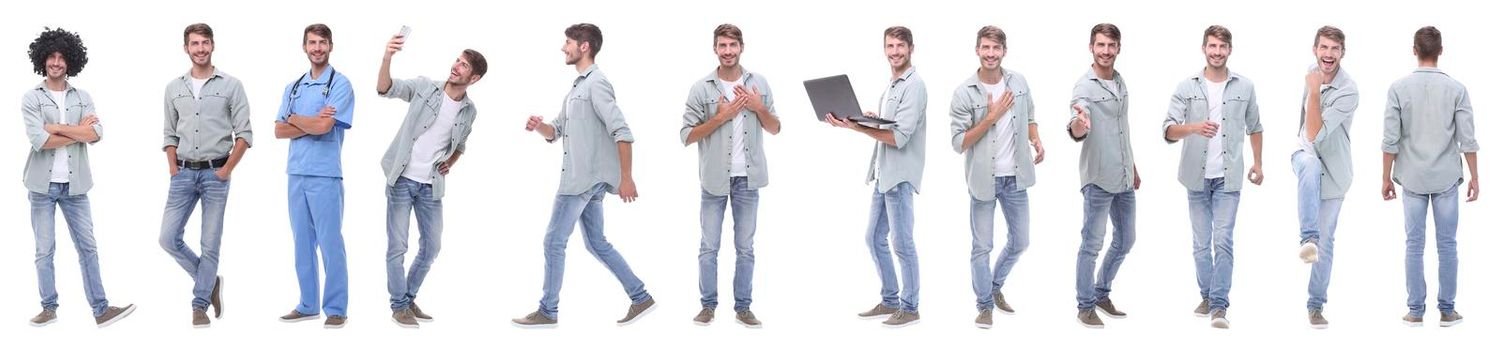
top-left (190, 77), bottom-right (209, 99)
top-left (401, 93), bottom-right (462, 184)
top-left (49, 89), bottom-right (70, 183)
top-left (1204, 80), bottom-right (1228, 179)
top-left (1101, 78), bottom-right (1121, 97)
top-left (983, 79), bottom-right (1018, 177)
top-left (720, 75), bottom-right (749, 177)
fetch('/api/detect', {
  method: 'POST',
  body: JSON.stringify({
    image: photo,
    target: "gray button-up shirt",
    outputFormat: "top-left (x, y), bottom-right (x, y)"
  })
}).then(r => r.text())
top-left (547, 64), bottom-right (635, 196)
top-left (866, 66), bottom-right (927, 193)
top-left (1300, 68), bottom-right (1358, 199)
top-left (950, 69), bottom-right (1035, 200)
top-left (680, 69), bottom-right (775, 196)
top-left (1068, 68), bottom-right (1135, 193)
top-left (379, 76), bottom-right (477, 199)
top-left (22, 83), bottom-right (103, 195)
top-left (1382, 67), bottom-right (1477, 194)
top-left (1163, 71), bottom-right (1263, 192)
top-left (163, 68), bottom-right (253, 161)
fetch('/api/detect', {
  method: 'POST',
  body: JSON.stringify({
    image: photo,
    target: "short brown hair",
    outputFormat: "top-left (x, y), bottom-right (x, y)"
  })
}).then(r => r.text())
top-left (304, 23), bottom-right (332, 43)
top-left (565, 23), bottom-right (603, 59)
top-left (714, 24), bottom-right (743, 45)
top-left (976, 25), bottom-right (1007, 49)
top-left (1203, 25), bottom-right (1232, 47)
top-left (1414, 26), bottom-right (1442, 60)
top-left (1314, 25), bottom-right (1345, 48)
top-left (183, 23), bottom-right (213, 45)
top-left (462, 49), bottom-right (488, 77)
top-left (1090, 23), bottom-right (1120, 45)
top-left (884, 26), bottom-right (913, 47)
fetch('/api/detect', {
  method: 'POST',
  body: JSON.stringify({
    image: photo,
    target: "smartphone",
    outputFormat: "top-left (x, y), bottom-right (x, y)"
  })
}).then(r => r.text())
top-left (397, 25), bottom-right (411, 40)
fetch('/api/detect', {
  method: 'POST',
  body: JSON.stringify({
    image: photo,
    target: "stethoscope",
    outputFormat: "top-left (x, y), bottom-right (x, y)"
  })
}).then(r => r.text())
top-left (286, 67), bottom-right (337, 115)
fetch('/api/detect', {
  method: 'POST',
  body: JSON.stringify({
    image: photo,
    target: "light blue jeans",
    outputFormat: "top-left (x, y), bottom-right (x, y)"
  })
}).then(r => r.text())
top-left (537, 182), bottom-right (651, 319)
top-left (699, 177), bottom-right (758, 312)
top-left (867, 182), bottom-right (919, 312)
top-left (158, 167), bottom-right (230, 311)
top-left (1075, 184), bottom-right (1135, 310)
top-left (970, 176), bottom-right (1029, 311)
top-left (1188, 177), bottom-right (1240, 311)
top-left (1403, 180), bottom-right (1460, 317)
top-left (386, 177), bottom-right (443, 310)
top-left (30, 183), bottom-right (110, 316)
top-left (1292, 150), bottom-right (1343, 311)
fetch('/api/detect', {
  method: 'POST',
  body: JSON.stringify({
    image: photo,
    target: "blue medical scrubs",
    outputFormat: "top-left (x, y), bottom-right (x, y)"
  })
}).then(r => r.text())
top-left (278, 67), bottom-right (354, 317)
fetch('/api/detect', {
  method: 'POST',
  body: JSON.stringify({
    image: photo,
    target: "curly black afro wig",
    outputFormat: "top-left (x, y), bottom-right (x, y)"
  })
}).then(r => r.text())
top-left (28, 28), bottom-right (88, 77)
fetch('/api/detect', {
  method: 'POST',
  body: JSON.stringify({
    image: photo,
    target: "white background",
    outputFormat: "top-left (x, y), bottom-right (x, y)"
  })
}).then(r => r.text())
top-left (2, 0), bottom-right (1491, 348)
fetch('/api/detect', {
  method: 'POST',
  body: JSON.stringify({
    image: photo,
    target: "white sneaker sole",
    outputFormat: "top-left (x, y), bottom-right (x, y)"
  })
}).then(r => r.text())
top-left (858, 313), bottom-right (894, 320)
top-left (1211, 318), bottom-right (1229, 329)
top-left (736, 319), bottom-right (763, 329)
top-left (1299, 244), bottom-right (1319, 263)
top-left (1077, 317), bottom-right (1104, 329)
top-left (616, 302), bottom-right (657, 326)
top-left (693, 319), bottom-right (711, 326)
top-left (96, 304), bottom-right (137, 328)
top-left (391, 317), bottom-right (419, 329)
top-left (975, 322), bottom-right (992, 329)
top-left (1194, 311), bottom-right (1210, 318)
top-left (212, 276), bottom-right (225, 319)
top-left (1310, 323), bottom-right (1328, 329)
top-left (1440, 319), bottom-right (1463, 327)
top-left (881, 319), bottom-right (919, 328)
top-left (280, 315), bottom-right (320, 323)
top-left (1096, 306), bottom-right (1127, 319)
top-left (29, 318), bottom-right (57, 327)
top-left (511, 321), bottom-right (559, 329)
top-left (324, 321), bottom-right (346, 329)
top-left (415, 317), bottom-right (433, 323)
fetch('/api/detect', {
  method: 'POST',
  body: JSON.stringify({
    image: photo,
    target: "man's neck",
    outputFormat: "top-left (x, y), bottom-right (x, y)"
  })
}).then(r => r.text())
top-left (444, 82), bottom-right (467, 102)
top-left (1203, 66), bottom-right (1229, 83)
top-left (890, 63), bottom-right (910, 81)
top-left (717, 64), bottom-right (743, 82)
top-left (44, 77), bottom-right (67, 92)
top-left (1092, 63), bottom-right (1114, 80)
top-left (1418, 59), bottom-right (1439, 68)
top-left (978, 66), bottom-right (1002, 85)
top-left (574, 58), bottom-right (595, 74)
top-left (310, 63), bottom-right (329, 80)
top-left (190, 64), bottom-right (214, 79)
top-left (1323, 66), bottom-right (1339, 85)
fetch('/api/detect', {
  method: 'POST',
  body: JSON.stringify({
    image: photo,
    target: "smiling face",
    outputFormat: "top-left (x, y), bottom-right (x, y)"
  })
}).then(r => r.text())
top-left (448, 53), bottom-right (477, 85)
top-left (562, 38), bottom-right (585, 65)
top-left (1313, 36), bottom-right (1344, 75)
top-left (976, 37), bottom-right (1005, 71)
top-left (715, 36), bottom-right (742, 69)
top-left (184, 33), bottom-right (213, 67)
top-left (45, 52), bottom-right (68, 80)
top-left (1090, 33), bottom-right (1119, 70)
top-left (884, 35), bottom-right (911, 70)
top-left (1203, 35), bottom-right (1230, 70)
top-left (303, 32), bottom-right (331, 67)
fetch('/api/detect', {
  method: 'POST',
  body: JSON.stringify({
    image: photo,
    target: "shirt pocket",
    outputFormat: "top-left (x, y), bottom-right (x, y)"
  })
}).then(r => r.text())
top-left (1011, 89), bottom-right (1032, 123)
top-left (198, 95), bottom-right (230, 117)
top-left (703, 97), bottom-right (721, 122)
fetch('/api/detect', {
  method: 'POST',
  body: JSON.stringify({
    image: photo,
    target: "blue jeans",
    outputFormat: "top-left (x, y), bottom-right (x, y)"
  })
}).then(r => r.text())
top-left (386, 177), bottom-right (444, 310)
top-left (1188, 178), bottom-right (1240, 311)
top-left (867, 182), bottom-right (919, 312)
top-left (288, 175), bottom-right (347, 317)
top-left (698, 177), bottom-right (758, 312)
top-left (537, 182), bottom-right (651, 319)
top-left (970, 177), bottom-right (1029, 311)
top-left (1293, 150), bottom-right (1343, 310)
top-left (158, 168), bottom-right (230, 311)
top-left (30, 183), bottom-right (110, 317)
top-left (1075, 184), bottom-right (1135, 310)
top-left (1404, 181), bottom-right (1461, 317)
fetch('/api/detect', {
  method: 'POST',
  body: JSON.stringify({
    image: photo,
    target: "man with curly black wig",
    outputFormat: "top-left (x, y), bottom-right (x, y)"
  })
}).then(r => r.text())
top-left (157, 22), bottom-right (253, 328)
top-left (21, 27), bottom-right (137, 328)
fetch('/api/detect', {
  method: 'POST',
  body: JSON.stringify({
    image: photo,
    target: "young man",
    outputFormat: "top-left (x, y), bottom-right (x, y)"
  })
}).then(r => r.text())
top-left (949, 25), bottom-right (1042, 329)
top-left (1162, 25), bottom-right (1264, 329)
top-left (513, 23), bottom-right (654, 328)
top-left (827, 26), bottom-right (927, 328)
top-left (273, 23), bottom-right (354, 329)
top-left (681, 24), bottom-right (780, 328)
top-left (159, 23), bottom-right (251, 328)
top-left (1293, 26), bottom-right (1358, 329)
top-left (1067, 23), bottom-right (1138, 329)
top-left (1381, 26), bottom-right (1477, 328)
top-left (21, 27), bottom-right (135, 328)
top-left (375, 31), bottom-right (485, 329)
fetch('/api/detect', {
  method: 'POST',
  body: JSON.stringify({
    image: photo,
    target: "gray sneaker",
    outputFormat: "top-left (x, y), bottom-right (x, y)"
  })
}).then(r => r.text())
top-left (735, 310), bottom-right (762, 328)
top-left (409, 301), bottom-right (433, 322)
top-left (1402, 313), bottom-right (1423, 327)
top-left (693, 307), bottom-right (714, 326)
top-left (1077, 308), bottom-right (1104, 329)
top-left (617, 297), bottom-right (656, 326)
top-left (210, 275), bottom-right (224, 319)
top-left (881, 310), bottom-right (920, 328)
top-left (994, 292), bottom-right (1015, 315)
top-left (1309, 309), bottom-right (1328, 329)
top-left (392, 308), bottom-right (419, 328)
top-left (1194, 299), bottom-right (1210, 317)
top-left (512, 311), bottom-right (558, 328)
top-left (975, 309), bottom-right (993, 329)
top-left (857, 304), bottom-right (899, 319)
top-left (29, 309), bottom-right (57, 327)
top-left (94, 304), bottom-right (136, 328)
top-left (279, 310), bottom-right (319, 323)
top-left (1299, 241), bottom-right (1319, 264)
top-left (1096, 298), bottom-right (1127, 318)
top-left (193, 309), bottom-right (211, 328)
top-left (324, 315), bottom-right (347, 329)
top-left (1210, 309), bottom-right (1229, 329)
top-left (1440, 311), bottom-right (1463, 327)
